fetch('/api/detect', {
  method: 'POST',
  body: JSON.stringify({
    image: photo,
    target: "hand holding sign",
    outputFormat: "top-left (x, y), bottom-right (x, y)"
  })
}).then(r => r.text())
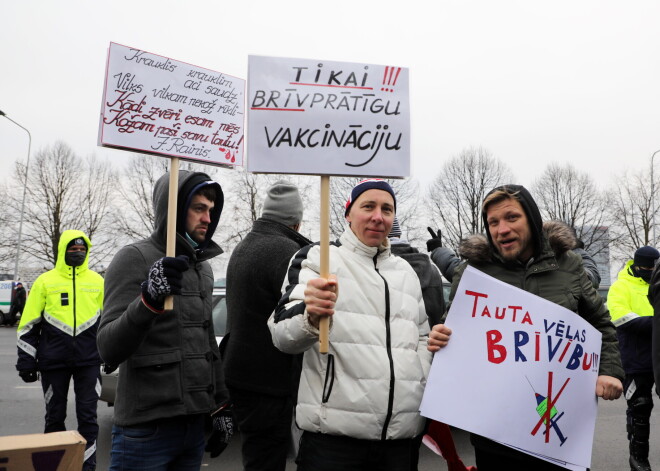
top-left (304, 275), bottom-right (338, 329)
top-left (427, 324), bottom-right (452, 352)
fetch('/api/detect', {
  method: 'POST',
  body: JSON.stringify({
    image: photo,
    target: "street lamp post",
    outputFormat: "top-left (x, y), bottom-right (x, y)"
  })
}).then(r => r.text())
top-left (652, 150), bottom-right (660, 246)
top-left (0, 110), bottom-right (31, 281)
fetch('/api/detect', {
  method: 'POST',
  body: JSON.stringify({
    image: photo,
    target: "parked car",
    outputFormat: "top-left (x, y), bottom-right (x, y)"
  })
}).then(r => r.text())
top-left (99, 279), bottom-right (228, 405)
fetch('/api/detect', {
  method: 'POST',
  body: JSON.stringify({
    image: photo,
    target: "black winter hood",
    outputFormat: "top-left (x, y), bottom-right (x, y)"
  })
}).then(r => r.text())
top-left (482, 184), bottom-right (544, 260)
top-left (152, 170), bottom-right (224, 252)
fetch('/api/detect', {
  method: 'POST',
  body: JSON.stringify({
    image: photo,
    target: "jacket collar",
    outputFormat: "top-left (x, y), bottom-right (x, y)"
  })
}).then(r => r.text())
top-left (340, 226), bottom-right (391, 259)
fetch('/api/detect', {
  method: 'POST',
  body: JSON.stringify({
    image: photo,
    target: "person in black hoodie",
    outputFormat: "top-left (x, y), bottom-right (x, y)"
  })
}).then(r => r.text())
top-left (98, 170), bottom-right (231, 470)
top-left (427, 184), bottom-right (623, 471)
top-left (223, 181), bottom-right (311, 471)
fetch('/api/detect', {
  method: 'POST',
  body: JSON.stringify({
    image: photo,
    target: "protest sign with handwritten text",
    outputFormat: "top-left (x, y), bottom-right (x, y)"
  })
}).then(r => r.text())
top-left (99, 42), bottom-right (245, 166)
top-left (420, 266), bottom-right (602, 471)
top-left (247, 55), bottom-right (410, 177)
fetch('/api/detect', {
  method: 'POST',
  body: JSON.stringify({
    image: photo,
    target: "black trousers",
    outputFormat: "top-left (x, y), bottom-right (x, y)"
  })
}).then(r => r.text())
top-left (41, 365), bottom-right (100, 470)
top-left (229, 388), bottom-right (293, 471)
top-left (296, 431), bottom-right (415, 471)
top-left (475, 447), bottom-right (567, 471)
top-left (624, 372), bottom-right (655, 425)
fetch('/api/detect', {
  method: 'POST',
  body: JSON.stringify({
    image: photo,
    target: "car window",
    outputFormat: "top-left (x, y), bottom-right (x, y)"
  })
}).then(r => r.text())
top-left (212, 292), bottom-right (227, 337)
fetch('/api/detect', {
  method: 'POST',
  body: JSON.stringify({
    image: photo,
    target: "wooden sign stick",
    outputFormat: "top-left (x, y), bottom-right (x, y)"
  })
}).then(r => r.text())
top-left (164, 157), bottom-right (180, 311)
top-left (319, 175), bottom-right (330, 354)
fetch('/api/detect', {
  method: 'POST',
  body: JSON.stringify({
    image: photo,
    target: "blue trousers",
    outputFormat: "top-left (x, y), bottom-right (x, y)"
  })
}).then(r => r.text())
top-left (109, 414), bottom-right (205, 471)
top-left (40, 365), bottom-right (100, 471)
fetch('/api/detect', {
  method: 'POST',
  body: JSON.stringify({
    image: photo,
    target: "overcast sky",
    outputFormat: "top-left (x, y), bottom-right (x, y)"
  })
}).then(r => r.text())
top-left (2, 0), bottom-right (659, 191)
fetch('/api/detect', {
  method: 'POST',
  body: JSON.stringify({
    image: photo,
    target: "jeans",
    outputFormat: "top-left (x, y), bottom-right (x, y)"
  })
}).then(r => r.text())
top-left (296, 431), bottom-right (414, 471)
top-left (109, 415), bottom-right (205, 471)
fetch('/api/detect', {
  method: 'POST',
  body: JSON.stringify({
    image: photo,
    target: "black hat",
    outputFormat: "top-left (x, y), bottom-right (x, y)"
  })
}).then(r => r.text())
top-left (634, 246), bottom-right (660, 267)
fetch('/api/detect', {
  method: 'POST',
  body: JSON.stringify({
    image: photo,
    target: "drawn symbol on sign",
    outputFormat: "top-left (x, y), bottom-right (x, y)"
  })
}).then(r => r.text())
top-left (527, 372), bottom-right (570, 446)
top-left (381, 66), bottom-right (401, 92)
top-left (219, 148), bottom-right (235, 163)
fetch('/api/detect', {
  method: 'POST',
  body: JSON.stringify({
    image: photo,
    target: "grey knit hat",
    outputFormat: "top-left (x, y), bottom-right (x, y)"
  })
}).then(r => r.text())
top-left (261, 181), bottom-right (303, 225)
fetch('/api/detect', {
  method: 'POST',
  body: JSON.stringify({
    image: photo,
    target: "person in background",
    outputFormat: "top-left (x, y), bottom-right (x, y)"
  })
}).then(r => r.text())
top-left (389, 219), bottom-right (444, 329)
top-left (608, 245), bottom-right (660, 471)
top-left (428, 184), bottom-right (623, 471)
top-left (98, 170), bottom-right (232, 470)
top-left (16, 230), bottom-right (104, 471)
top-left (5, 281), bottom-right (26, 327)
top-left (269, 179), bottom-right (441, 471)
top-left (223, 181), bottom-right (311, 471)
top-left (387, 216), bottom-right (445, 470)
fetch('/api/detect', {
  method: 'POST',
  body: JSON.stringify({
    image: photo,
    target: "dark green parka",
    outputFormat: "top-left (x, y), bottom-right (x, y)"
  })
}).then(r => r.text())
top-left (449, 185), bottom-right (623, 460)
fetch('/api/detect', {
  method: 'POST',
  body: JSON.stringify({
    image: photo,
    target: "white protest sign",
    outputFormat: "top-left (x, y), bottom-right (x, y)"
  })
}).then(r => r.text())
top-left (420, 266), bottom-right (602, 470)
top-left (247, 55), bottom-right (410, 177)
top-left (99, 42), bottom-right (245, 166)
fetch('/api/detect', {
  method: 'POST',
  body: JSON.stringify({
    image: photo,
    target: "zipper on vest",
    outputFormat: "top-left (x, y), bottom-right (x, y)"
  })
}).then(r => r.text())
top-left (373, 252), bottom-right (395, 441)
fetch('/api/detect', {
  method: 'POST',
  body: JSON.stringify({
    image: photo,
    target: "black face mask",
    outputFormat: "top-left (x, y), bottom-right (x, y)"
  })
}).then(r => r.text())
top-left (634, 266), bottom-right (653, 283)
top-left (65, 251), bottom-right (86, 267)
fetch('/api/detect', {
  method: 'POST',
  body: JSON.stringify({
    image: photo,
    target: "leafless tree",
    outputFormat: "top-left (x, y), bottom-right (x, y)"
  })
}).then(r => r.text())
top-left (113, 154), bottom-right (226, 242)
top-left (5, 142), bottom-right (117, 269)
top-left (530, 163), bottom-right (612, 255)
top-left (608, 168), bottom-right (656, 264)
top-left (217, 168), bottom-right (318, 249)
top-left (425, 147), bottom-right (514, 250)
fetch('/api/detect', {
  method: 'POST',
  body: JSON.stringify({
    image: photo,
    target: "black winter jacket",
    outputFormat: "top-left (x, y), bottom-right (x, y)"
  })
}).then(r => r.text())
top-left (223, 218), bottom-right (311, 396)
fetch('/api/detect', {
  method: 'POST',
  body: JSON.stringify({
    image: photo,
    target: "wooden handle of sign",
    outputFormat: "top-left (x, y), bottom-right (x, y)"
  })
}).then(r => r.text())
top-left (164, 158), bottom-right (180, 311)
top-left (319, 175), bottom-right (330, 354)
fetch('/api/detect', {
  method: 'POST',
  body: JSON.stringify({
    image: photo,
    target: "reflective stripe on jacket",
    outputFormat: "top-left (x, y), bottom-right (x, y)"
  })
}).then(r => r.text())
top-left (17, 230), bottom-right (104, 371)
top-left (607, 260), bottom-right (653, 373)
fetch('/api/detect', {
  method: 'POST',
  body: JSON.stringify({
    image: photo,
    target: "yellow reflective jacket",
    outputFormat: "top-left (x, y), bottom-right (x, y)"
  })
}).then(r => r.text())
top-left (16, 230), bottom-right (104, 371)
top-left (607, 260), bottom-right (653, 373)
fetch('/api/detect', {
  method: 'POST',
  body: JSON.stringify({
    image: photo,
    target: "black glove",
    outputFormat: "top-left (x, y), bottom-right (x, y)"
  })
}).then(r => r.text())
top-left (19, 370), bottom-right (38, 383)
top-left (426, 227), bottom-right (443, 252)
top-left (141, 255), bottom-right (189, 311)
top-left (205, 403), bottom-right (234, 458)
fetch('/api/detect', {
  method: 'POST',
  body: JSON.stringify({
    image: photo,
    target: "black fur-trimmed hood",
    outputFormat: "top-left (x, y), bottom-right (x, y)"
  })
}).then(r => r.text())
top-left (458, 220), bottom-right (578, 264)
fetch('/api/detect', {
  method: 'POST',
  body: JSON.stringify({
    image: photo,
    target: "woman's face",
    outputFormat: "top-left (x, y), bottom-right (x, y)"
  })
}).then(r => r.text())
top-left (346, 189), bottom-right (395, 247)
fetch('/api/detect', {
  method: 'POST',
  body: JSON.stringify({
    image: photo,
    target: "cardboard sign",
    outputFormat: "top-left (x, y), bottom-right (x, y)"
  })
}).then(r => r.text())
top-left (99, 42), bottom-right (245, 166)
top-left (247, 55), bottom-right (410, 177)
top-left (420, 266), bottom-right (602, 471)
top-left (0, 431), bottom-right (86, 471)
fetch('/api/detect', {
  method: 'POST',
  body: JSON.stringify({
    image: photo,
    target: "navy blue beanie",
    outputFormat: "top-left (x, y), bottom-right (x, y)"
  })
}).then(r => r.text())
top-left (634, 246), bottom-right (660, 267)
top-left (344, 179), bottom-right (396, 216)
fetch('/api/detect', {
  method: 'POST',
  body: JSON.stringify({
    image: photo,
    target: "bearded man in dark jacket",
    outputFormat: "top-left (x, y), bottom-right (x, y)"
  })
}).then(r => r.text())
top-left (223, 181), bottom-right (311, 471)
top-left (428, 184), bottom-right (624, 471)
top-left (98, 170), bottom-right (231, 470)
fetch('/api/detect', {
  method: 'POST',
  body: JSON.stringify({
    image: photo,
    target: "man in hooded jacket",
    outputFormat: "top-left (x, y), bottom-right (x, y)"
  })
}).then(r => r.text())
top-left (98, 170), bottom-right (231, 470)
top-left (16, 230), bottom-right (104, 471)
top-left (428, 184), bottom-right (624, 471)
